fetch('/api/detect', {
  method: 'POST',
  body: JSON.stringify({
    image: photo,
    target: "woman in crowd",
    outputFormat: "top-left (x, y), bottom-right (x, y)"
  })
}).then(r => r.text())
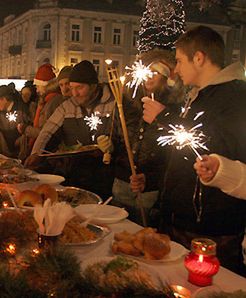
top-left (20, 84), bottom-right (38, 123)
top-left (98, 49), bottom-right (185, 225)
top-left (16, 64), bottom-right (61, 160)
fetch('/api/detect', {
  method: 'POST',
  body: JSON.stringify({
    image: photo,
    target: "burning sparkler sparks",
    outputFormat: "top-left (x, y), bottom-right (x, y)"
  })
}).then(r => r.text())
top-left (157, 123), bottom-right (208, 160)
top-left (84, 111), bottom-right (103, 131)
top-left (6, 111), bottom-right (18, 122)
top-left (125, 60), bottom-right (155, 98)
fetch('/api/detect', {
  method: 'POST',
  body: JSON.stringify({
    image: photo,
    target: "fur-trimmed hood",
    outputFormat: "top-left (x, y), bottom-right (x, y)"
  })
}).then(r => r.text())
top-left (208, 62), bottom-right (246, 86)
top-left (183, 62), bottom-right (246, 117)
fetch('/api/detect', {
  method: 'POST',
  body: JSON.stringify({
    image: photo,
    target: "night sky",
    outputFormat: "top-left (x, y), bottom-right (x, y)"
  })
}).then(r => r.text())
top-left (0, 0), bottom-right (34, 25)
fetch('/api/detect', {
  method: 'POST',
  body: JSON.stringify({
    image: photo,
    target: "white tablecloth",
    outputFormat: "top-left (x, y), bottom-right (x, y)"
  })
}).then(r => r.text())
top-left (71, 219), bottom-right (246, 296)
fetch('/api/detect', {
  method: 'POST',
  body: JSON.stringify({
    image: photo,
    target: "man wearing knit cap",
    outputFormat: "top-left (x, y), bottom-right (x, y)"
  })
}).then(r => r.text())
top-left (69, 60), bottom-right (99, 106)
top-left (45, 65), bottom-right (73, 119)
top-left (57, 66), bottom-right (73, 98)
top-left (25, 60), bottom-right (115, 200)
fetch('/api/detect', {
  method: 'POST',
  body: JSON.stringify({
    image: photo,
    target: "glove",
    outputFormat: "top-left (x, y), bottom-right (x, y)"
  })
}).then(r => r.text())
top-left (97, 135), bottom-right (114, 153)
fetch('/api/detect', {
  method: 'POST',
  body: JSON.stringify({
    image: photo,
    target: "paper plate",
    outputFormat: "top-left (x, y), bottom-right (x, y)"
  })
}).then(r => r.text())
top-left (112, 241), bottom-right (187, 264)
top-left (31, 174), bottom-right (65, 185)
top-left (75, 204), bottom-right (128, 224)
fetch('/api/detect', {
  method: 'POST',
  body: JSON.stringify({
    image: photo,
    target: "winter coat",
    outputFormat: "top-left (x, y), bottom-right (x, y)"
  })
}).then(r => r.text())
top-left (31, 83), bottom-right (115, 199)
top-left (113, 84), bottom-right (183, 192)
top-left (158, 62), bottom-right (246, 236)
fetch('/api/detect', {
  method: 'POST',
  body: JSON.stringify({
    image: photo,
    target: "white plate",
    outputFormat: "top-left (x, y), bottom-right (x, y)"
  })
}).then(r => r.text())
top-left (30, 174), bottom-right (65, 185)
top-left (75, 204), bottom-right (128, 224)
top-left (81, 256), bottom-right (162, 289)
top-left (113, 241), bottom-right (187, 264)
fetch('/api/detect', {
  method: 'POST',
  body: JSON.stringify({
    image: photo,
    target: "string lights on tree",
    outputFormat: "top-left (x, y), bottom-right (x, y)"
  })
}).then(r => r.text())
top-left (138, 0), bottom-right (185, 53)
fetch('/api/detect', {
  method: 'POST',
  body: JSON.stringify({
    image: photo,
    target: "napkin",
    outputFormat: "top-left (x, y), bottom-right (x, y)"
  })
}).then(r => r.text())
top-left (34, 199), bottom-right (75, 236)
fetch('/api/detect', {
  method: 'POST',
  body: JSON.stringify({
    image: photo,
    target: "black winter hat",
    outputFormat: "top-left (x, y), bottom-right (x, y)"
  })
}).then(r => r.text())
top-left (69, 60), bottom-right (98, 85)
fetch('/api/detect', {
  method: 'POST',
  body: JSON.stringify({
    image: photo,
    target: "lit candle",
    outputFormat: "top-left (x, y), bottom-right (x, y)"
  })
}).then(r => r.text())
top-left (5, 243), bottom-right (16, 255)
top-left (171, 285), bottom-right (191, 298)
top-left (2, 201), bottom-right (9, 208)
top-left (32, 248), bottom-right (40, 256)
top-left (184, 238), bottom-right (220, 287)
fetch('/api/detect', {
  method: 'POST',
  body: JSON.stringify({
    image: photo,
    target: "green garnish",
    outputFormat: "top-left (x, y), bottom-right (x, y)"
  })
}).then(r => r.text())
top-left (104, 256), bottom-right (136, 275)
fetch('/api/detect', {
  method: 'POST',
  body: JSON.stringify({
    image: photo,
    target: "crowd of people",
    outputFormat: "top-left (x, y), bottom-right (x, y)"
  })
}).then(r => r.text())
top-left (0, 25), bottom-right (245, 277)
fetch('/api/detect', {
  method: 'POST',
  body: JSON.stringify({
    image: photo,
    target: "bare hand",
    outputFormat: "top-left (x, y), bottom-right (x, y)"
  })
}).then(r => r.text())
top-left (194, 154), bottom-right (220, 183)
top-left (24, 154), bottom-right (42, 170)
top-left (130, 173), bottom-right (146, 193)
top-left (142, 97), bottom-right (165, 124)
top-left (17, 123), bottom-right (25, 134)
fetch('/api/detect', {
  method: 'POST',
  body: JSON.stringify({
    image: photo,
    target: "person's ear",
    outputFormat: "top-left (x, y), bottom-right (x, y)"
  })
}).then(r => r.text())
top-left (193, 51), bottom-right (206, 67)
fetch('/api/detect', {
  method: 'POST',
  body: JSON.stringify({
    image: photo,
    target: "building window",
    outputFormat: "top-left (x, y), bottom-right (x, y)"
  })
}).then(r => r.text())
top-left (132, 30), bottom-right (138, 47)
top-left (93, 59), bottom-right (100, 74)
top-left (70, 58), bottom-right (78, 66)
top-left (112, 60), bottom-right (119, 68)
top-left (113, 28), bottom-right (121, 45)
top-left (71, 24), bottom-right (80, 42)
top-left (94, 26), bottom-right (102, 44)
top-left (43, 24), bottom-right (51, 41)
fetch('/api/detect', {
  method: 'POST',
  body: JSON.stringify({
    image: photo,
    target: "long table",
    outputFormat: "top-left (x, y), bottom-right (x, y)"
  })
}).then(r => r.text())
top-left (72, 219), bottom-right (246, 297)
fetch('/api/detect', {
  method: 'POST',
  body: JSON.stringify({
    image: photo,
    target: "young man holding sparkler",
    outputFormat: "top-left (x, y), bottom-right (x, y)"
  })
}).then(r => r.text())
top-left (0, 85), bottom-right (28, 157)
top-left (142, 25), bottom-right (246, 275)
top-left (25, 60), bottom-right (115, 200)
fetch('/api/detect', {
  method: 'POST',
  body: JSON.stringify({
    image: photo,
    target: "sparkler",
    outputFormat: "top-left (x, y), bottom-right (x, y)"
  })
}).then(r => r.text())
top-left (6, 111), bottom-right (18, 122)
top-left (84, 111), bottom-right (102, 131)
top-left (157, 123), bottom-right (208, 160)
top-left (125, 60), bottom-right (155, 98)
top-left (84, 111), bottom-right (103, 142)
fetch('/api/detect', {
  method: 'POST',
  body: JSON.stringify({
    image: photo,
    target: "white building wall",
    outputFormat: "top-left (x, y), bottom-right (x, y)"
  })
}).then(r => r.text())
top-left (0, 7), bottom-right (140, 82)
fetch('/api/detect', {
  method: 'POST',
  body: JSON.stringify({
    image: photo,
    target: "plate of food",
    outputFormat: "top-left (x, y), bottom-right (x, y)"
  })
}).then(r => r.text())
top-left (57, 187), bottom-right (102, 206)
top-left (38, 144), bottom-right (99, 158)
top-left (111, 228), bottom-right (187, 264)
top-left (59, 217), bottom-right (111, 246)
top-left (0, 156), bottom-right (22, 170)
top-left (0, 173), bottom-right (39, 184)
top-left (30, 174), bottom-right (65, 185)
top-left (81, 256), bottom-right (170, 297)
top-left (75, 204), bottom-right (129, 224)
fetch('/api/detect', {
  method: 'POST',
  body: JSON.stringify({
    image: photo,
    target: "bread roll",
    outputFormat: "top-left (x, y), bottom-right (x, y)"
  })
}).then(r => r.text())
top-left (143, 233), bottom-right (170, 260)
top-left (17, 190), bottom-right (42, 207)
top-left (34, 184), bottom-right (58, 203)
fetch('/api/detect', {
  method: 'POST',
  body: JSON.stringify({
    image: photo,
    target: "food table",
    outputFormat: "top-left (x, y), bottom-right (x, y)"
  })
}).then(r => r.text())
top-left (72, 219), bottom-right (246, 296)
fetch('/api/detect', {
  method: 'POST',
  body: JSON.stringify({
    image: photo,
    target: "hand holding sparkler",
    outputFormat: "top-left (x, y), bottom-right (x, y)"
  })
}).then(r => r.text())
top-left (194, 154), bottom-right (219, 182)
top-left (142, 96), bottom-right (165, 124)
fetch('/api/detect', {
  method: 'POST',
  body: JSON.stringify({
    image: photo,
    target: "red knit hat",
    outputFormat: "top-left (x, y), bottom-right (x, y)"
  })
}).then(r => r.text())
top-left (34, 63), bottom-right (56, 86)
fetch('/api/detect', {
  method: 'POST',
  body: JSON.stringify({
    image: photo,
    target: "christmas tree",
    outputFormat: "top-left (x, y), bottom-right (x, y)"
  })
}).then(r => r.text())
top-left (138, 0), bottom-right (185, 53)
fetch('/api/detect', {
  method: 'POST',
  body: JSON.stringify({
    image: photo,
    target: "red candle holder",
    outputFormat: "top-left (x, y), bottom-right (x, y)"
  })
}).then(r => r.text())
top-left (184, 238), bottom-right (220, 287)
